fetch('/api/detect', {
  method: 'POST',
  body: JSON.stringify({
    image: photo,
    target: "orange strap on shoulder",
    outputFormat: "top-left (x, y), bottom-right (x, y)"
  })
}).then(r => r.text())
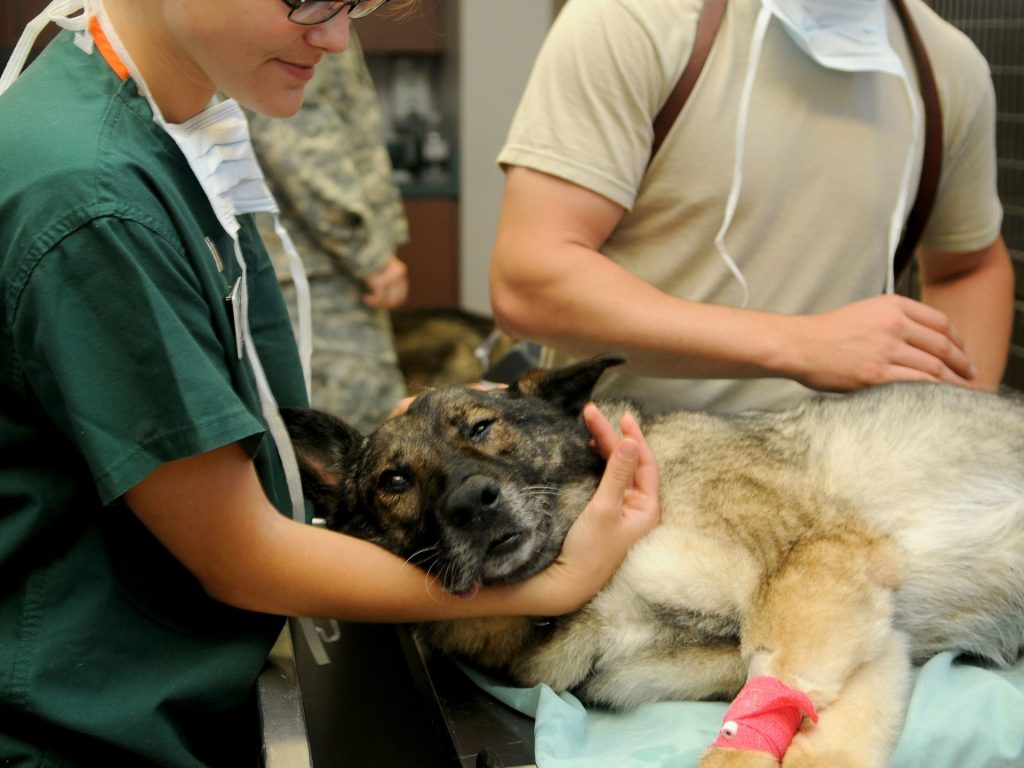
top-left (88, 15), bottom-right (129, 81)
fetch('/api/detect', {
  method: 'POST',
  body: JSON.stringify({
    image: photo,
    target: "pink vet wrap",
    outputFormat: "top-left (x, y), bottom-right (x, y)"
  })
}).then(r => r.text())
top-left (711, 676), bottom-right (820, 760)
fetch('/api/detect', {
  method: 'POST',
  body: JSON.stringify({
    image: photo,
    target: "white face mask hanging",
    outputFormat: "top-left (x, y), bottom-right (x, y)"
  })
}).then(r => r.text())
top-left (715, 0), bottom-right (922, 305)
top-left (156, 99), bottom-right (314, 387)
top-left (2, 0), bottom-right (335, 665)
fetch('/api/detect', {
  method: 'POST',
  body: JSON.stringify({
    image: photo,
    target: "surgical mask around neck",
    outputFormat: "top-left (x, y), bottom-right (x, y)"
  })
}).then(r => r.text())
top-left (2, 0), bottom-right (311, 358)
top-left (1, 0), bottom-right (334, 665)
top-left (162, 100), bottom-right (278, 236)
top-left (714, 0), bottom-right (921, 305)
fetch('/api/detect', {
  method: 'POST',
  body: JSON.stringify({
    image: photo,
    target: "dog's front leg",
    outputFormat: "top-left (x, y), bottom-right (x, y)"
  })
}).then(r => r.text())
top-left (700, 532), bottom-right (909, 768)
top-left (700, 749), bottom-right (782, 768)
top-left (781, 632), bottom-right (910, 768)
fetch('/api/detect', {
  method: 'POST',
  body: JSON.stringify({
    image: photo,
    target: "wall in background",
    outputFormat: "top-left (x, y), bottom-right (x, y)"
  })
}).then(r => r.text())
top-left (358, 0), bottom-right (556, 315)
top-left (457, 0), bottom-right (554, 316)
top-left (1, 0), bottom-right (53, 68)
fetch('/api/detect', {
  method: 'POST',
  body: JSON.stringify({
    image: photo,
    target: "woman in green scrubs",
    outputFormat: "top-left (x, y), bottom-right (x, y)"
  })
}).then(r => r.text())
top-left (0, 1), bottom-right (660, 765)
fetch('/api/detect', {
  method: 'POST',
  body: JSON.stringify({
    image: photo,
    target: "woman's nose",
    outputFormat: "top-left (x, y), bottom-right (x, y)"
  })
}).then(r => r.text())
top-left (304, 13), bottom-right (351, 53)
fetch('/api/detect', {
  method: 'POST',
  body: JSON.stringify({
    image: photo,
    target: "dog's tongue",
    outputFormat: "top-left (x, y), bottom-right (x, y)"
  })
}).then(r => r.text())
top-left (456, 583), bottom-right (480, 599)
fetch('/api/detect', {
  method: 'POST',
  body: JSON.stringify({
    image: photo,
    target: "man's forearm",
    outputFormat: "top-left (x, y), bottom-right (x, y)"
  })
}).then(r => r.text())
top-left (919, 237), bottom-right (1016, 390)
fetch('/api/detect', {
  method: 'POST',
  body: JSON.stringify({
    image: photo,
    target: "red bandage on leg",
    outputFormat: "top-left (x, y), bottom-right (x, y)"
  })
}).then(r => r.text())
top-left (711, 676), bottom-right (819, 760)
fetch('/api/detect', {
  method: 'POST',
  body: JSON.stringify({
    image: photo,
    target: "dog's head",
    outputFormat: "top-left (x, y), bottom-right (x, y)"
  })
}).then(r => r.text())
top-left (282, 354), bottom-right (626, 595)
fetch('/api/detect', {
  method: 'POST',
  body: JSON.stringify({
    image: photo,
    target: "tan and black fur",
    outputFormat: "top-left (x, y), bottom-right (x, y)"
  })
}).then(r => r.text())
top-left (282, 355), bottom-right (1024, 768)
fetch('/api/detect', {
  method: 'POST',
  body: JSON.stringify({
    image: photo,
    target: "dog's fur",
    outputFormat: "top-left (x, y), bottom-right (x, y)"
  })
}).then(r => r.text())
top-left (283, 355), bottom-right (1024, 768)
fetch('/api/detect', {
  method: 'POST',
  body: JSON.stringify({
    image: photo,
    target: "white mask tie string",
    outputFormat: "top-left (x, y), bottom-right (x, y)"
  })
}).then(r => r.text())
top-left (712, 5), bottom-right (772, 309)
top-left (760, 0), bottom-right (921, 293)
top-left (0, 0), bottom-right (94, 95)
top-left (273, 215), bottom-right (314, 397)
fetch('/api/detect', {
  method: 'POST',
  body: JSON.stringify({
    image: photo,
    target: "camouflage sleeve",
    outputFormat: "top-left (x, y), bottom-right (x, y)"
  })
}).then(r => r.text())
top-left (249, 34), bottom-right (409, 280)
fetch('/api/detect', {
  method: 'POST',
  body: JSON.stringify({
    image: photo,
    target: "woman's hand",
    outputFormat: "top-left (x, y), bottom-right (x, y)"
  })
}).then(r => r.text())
top-left (523, 403), bottom-right (660, 615)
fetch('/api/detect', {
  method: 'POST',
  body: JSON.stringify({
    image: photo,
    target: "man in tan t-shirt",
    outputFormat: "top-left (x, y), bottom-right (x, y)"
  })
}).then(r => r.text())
top-left (492, 0), bottom-right (1014, 415)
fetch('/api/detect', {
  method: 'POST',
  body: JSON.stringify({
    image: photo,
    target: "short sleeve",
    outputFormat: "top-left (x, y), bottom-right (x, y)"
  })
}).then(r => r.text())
top-left (12, 215), bottom-right (265, 503)
top-left (920, 35), bottom-right (1003, 253)
top-left (498, 0), bottom-right (686, 210)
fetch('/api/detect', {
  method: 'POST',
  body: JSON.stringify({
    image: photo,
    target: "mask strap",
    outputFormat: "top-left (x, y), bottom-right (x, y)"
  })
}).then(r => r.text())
top-left (713, 5), bottom-right (772, 309)
top-left (0, 0), bottom-right (93, 96)
top-left (884, 73), bottom-right (922, 294)
top-left (272, 215), bottom-right (313, 399)
top-left (230, 237), bottom-right (331, 666)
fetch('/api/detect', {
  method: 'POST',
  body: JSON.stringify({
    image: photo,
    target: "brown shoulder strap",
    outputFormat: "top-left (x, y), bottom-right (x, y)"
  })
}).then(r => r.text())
top-left (892, 0), bottom-right (943, 279)
top-left (650, 0), bottom-right (727, 162)
top-left (650, 0), bottom-right (942, 281)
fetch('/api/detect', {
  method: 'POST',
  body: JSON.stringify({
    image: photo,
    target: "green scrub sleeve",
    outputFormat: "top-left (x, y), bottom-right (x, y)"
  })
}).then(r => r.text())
top-left (12, 214), bottom-right (268, 504)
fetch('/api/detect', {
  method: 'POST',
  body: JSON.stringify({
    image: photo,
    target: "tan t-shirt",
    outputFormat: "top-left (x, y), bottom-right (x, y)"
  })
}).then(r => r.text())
top-left (499, 0), bottom-right (1002, 414)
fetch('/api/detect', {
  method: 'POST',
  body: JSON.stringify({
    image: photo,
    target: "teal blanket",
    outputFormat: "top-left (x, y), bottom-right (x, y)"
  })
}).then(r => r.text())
top-left (467, 652), bottom-right (1024, 767)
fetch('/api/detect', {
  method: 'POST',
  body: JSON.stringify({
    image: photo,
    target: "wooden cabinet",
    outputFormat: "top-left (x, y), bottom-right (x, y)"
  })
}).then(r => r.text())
top-left (359, 0), bottom-right (461, 309)
top-left (354, 0), bottom-right (450, 54)
top-left (399, 197), bottom-right (459, 309)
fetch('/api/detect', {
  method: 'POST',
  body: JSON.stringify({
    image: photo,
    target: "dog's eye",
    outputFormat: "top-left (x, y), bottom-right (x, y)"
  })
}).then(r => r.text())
top-left (377, 470), bottom-right (412, 494)
top-left (468, 418), bottom-right (494, 442)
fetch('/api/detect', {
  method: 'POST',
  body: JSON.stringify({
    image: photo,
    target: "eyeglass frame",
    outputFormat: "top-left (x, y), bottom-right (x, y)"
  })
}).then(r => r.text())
top-left (280, 0), bottom-right (392, 26)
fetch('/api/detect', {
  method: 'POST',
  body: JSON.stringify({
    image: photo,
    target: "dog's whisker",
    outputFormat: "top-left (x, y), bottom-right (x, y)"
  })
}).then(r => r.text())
top-left (422, 559), bottom-right (447, 603)
top-left (522, 484), bottom-right (558, 497)
top-left (405, 544), bottom-right (440, 567)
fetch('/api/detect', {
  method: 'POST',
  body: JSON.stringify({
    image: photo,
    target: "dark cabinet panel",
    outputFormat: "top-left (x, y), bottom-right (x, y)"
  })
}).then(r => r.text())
top-left (400, 197), bottom-right (460, 309)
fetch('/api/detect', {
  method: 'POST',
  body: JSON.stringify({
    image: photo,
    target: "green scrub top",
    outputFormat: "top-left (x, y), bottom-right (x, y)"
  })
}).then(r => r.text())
top-left (0, 30), bottom-right (309, 767)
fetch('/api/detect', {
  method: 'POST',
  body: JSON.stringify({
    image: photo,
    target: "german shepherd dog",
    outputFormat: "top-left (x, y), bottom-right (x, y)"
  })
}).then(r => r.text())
top-left (282, 355), bottom-right (1024, 768)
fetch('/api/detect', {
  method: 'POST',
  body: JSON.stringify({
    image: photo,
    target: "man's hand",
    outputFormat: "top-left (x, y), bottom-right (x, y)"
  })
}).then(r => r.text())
top-left (362, 255), bottom-right (409, 309)
top-left (784, 294), bottom-right (978, 392)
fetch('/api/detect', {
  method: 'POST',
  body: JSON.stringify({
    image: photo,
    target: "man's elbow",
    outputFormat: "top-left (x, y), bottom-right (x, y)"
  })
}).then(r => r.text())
top-left (490, 276), bottom-right (546, 341)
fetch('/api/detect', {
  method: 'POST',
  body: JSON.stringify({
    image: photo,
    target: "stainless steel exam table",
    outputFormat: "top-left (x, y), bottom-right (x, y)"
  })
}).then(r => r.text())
top-left (258, 618), bottom-right (536, 767)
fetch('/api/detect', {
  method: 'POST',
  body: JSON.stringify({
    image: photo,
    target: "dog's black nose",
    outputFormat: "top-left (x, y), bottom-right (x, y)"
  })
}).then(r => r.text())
top-left (445, 475), bottom-right (501, 529)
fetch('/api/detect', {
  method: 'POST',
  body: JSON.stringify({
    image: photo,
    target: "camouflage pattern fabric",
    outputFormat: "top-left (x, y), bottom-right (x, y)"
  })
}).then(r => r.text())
top-left (249, 33), bottom-right (410, 433)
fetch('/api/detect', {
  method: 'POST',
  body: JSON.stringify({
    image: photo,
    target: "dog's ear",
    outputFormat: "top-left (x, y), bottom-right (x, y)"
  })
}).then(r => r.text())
top-left (509, 353), bottom-right (627, 415)
top-left (280, 406), bottom-right (365, 524)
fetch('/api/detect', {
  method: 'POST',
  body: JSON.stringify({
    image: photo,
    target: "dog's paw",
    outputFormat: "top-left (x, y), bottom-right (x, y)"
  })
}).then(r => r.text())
top-left (699, 746), bottom-right (780, 768)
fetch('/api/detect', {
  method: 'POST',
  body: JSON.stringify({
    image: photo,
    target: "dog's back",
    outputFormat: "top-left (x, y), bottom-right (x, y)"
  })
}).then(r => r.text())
top-left (808, 383), bottom-right (1024, 663)
top-left (641, 382), bottom-right (1024, 667)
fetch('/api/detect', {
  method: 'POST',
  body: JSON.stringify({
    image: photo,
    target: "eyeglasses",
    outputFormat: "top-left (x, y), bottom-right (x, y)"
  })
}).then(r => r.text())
top-left (281, 0), bottom-right (392, 26)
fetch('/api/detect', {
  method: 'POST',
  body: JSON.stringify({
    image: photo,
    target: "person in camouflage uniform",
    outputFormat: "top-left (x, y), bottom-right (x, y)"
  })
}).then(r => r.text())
top-left (249, 32), bottom-right (410, 434)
